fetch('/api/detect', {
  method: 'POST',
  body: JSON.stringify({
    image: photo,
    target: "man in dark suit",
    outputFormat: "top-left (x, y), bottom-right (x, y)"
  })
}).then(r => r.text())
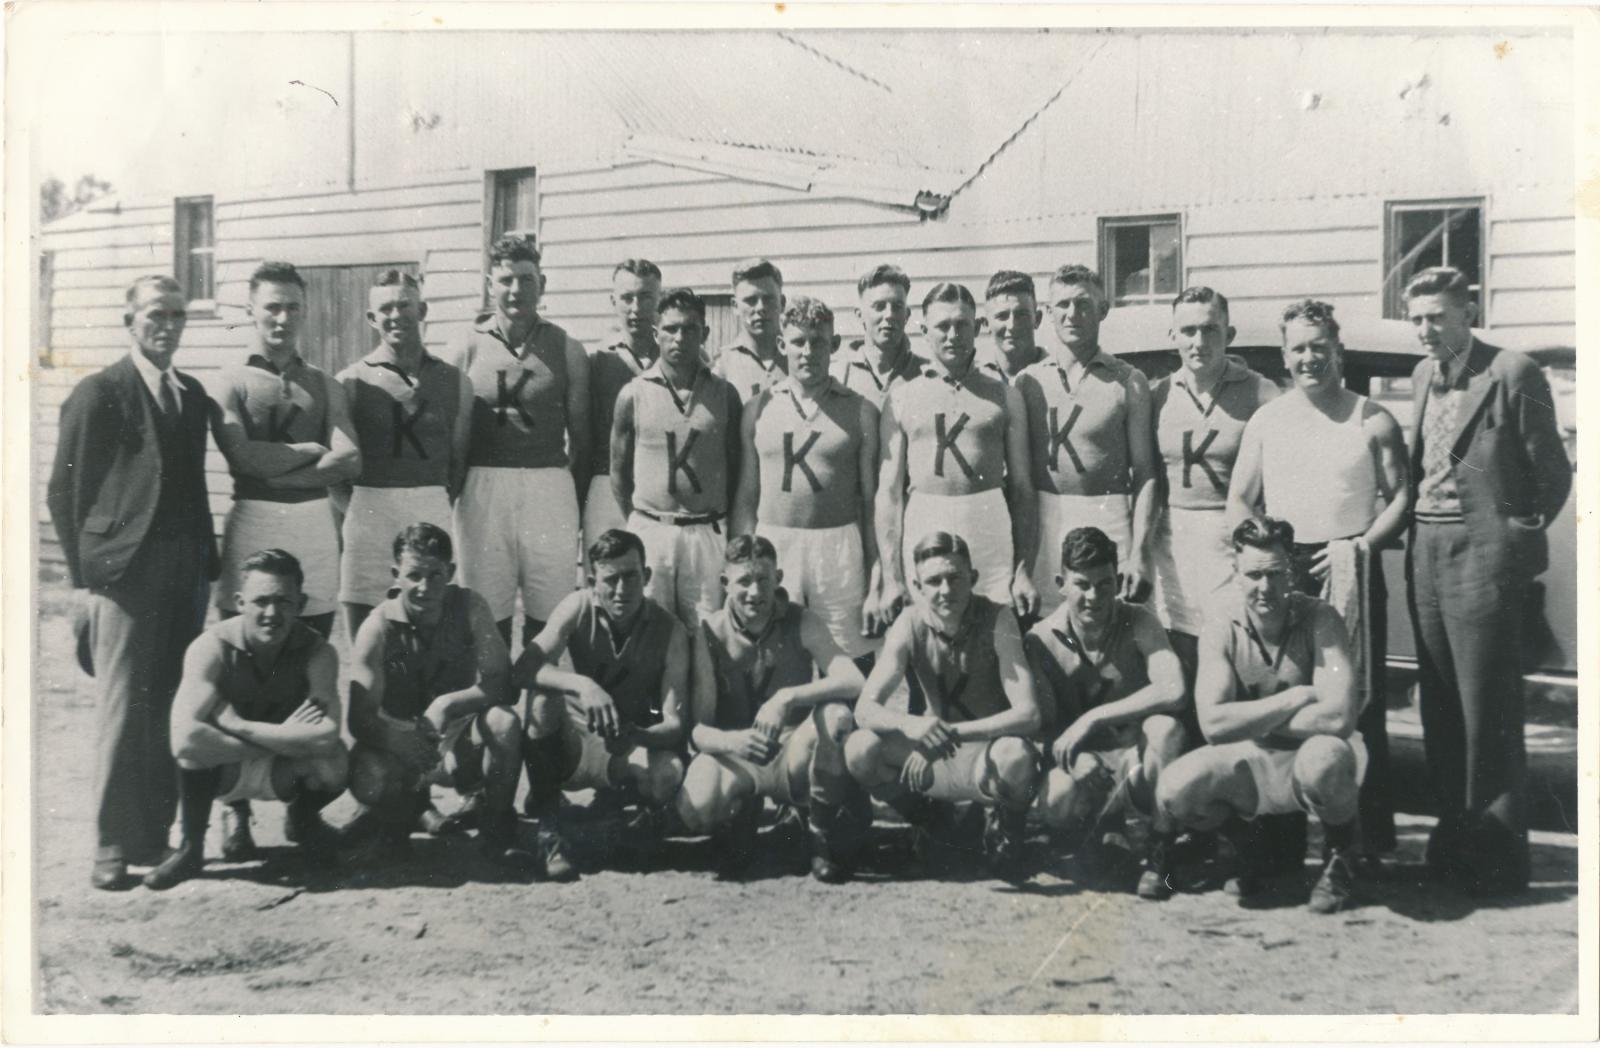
top-left (1402, 265), bottom-right (1571, 897)
top-left (48, 274), bottom-right (220, 890)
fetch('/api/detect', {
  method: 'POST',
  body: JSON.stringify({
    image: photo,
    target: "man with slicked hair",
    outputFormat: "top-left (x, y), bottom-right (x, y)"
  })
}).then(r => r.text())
top-left (832, 263), bottom-right (927, 404)
top-left (978, 270), bottom-right (1046, 383)
top-left (585, 259), bottom-right (663, 558)
top-left (713, 258), bottom-right (788, 399)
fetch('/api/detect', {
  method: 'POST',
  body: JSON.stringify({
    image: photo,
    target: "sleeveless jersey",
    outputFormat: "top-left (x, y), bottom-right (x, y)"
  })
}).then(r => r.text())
top-left (212, 616), bottom-right (325, 724)
top-left (977, 344), bottom-right (1044, 386)
top-left (1220, 591), bottom-right (1324, 751)
top-left (829, 336), bottom-right (927, 405)
top-left (1026, 599), bottom-right (1151, 740)
top-left (589, 340), bottom-right (654, 478)
top-left (1015, 350), bottom-right (1142, 497)
top-left (1152, 358), bottom-right (1277, 513)
top-left (700, 595), bottom-right (815, 731)
top-left (218, 354), bottom-right (335, 504)
top-left (712, 338), bottom-right (786, 400)
top-left (753, 379), bottom-right (865, 529)
top-left (1252, 393), bottom-right (1380, 544)
top-left (338, 347), bottom-right (464, 489)
top-left (892, 366), bottom-right (1009, 497)
top-left (456, 315), bottom-right (576, 469)
top-left (906, 596), bottom-right (1010, 723)
top-left (566, 591), bottom-right (678, 728)
top-left (373, 584), bottom-right (478, 722)
top-left (630, 364), bottom-right (740, 517)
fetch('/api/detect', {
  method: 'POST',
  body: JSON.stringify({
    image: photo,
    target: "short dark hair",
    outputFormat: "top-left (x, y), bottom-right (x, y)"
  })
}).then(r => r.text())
top-left (657, 287), bottom-right (707, 325)
top-left (249, 261), bottom-right (306, 294)
top-left (857, 263), bottom-right (911, 297)
top-left (1060, 527), bottom-right (1118, 573)
top-left (393, 521), bottom-right (453, 563)
top-left (921, 281), bottom-right (977, 315)
top-left (782, 296), bottom-right (834, 332)
top-left (1403, 266), bottom-right (1474, 307)
top-left (732, 258), bottom-right (783, 288)
top-left (911, 530), bottom-right (972, 568)
top-left (613, 258), bottom-right (662, 282)
top-left (724, 533), bottom-right (779, 567)
top-left (488, 234), bottom-right (541, 268)
top-left (1279, 299), bottom-right (1341, 342)
top-left (1231, 516), bottom-right (1296, 557)
top-left (1049, 264), bottom-right (1107, 298)
top-left (588, 528), bottom-right (647, 568)
top-left (239, 548), bottom-right (304, 591)
top-left (124, 275), bottom-right (183, 309)
top-left (374, 268), bottom-right (420, 291)
top-left (985, 270), bottom-right (1036, 302)
top-left (1172, 285), bottom-right (1229, 322)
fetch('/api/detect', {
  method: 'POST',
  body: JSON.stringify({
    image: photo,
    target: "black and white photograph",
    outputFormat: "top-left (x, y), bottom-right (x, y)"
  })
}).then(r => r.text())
top-left (4, 1), bottom-right (1592, 1035)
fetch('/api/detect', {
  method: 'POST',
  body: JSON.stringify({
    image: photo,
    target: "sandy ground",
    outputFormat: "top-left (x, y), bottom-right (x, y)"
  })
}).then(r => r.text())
top-left (28, 571), bottom-right (1578, 1016)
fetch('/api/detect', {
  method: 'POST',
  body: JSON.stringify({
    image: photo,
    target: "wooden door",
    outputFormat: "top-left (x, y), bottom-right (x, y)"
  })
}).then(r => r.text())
top-left (299, 262), bottom-right (421, 376)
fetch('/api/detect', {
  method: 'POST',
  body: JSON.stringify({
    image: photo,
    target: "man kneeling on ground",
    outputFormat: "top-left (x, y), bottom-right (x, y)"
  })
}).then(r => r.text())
top-left (1155, 515), bottom-right (1366, 913)
top-left (846, 531), bottom-right (1043, 878)
top-left (514, 529), bottom-right (690, 880)
top-left (346, 523), bottom-right (534, 873)
top-left (1027, 526), bottom-right (1189, 899)
top-left (150, 549), bottom-right (347, 889)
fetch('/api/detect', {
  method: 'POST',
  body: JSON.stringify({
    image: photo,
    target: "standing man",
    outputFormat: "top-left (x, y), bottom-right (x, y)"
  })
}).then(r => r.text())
top-left (732, 296), bottom-right (883, 659)
top-left (1015, 264), bottom-right (1159, 617)
top-left (1401, 266), bottom-right (1571, 897)
top-left (712, 258), bottom-right (787, 399)
top-left (831, 263), bottom-right (926, 404)
top-left (877, 282), bottom-right (1038, 619)
top-left (211, 261), bottom-right (360, 640)
top-left (610, 287), bottom-right (742, 630)
top-left (584, 259), bottom-right (662, 556)
top-left (1229, 299), bottom-right (1410, 865)
top-left (452, 234), bottom-right (591, 647)
top-left (49, 275), bottom-right (219, 890)
top-left (335, 269), bottom-right (473, 639)
top-left (978, 270), bottom-right (1046, 383)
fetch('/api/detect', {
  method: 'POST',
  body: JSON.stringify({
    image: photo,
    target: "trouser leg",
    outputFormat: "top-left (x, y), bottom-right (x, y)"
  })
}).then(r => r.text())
top-left (1357, 562), bottom-right (1395, 853)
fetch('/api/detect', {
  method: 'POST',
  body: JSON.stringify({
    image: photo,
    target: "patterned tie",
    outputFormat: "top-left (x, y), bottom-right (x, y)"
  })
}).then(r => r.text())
top-left (1420, 362), bottom-right (1459, 500)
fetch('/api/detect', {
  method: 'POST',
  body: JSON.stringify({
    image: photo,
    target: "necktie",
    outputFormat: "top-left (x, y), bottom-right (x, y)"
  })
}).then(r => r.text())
top-left (159, 374), bottom-right (180, 418)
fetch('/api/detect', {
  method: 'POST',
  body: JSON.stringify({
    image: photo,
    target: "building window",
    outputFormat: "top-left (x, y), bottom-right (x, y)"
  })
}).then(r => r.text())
top-left (701, 294), bottom-right (738, 364)
top-left (1384, 199), bottom-right (1485, 321)
top-left (1099, 215), bottom-right (1181, 307)
top-left (488, 167), bottom-right (538, 244)
top-left (173, 196), bottom-right (214, 308)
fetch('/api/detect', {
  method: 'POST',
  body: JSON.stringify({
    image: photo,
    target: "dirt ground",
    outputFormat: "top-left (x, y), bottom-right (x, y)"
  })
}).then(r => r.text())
top-left (27, 571), bottom-right (1579, 1016)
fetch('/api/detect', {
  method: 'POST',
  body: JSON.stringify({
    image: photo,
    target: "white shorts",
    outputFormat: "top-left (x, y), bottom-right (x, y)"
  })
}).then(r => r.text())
top-left (1039, 744), bottom-right (1141, 827)
top-left (339, 485), bottom-right (453, 607)
top-left (581, 475), bottom-right (629, 566)
top-left (903, 488), bottom-right (1013, 607)
top-left (1032, 491), bottom-right (1132, 617)
top-left (217, 756), bottom-right (280, 805)
top-left (764, 521), bottom-right (874, 658)
top-left (217, 498), bottom-right (341, 616)
top-left (454, 467), bottom-right (580, 622)
top-left (697, 722), bottom-right (818, 808)
top-left (1150, 506), bottom-right (1233, 636)
top-left (1213, 732), bottom-right (1370, 818)
top-left (627, 512), bottom-right (726, 630)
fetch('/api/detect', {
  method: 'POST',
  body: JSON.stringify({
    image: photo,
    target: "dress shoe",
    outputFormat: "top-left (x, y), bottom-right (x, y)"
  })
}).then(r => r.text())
top-left (91, 858), bottom-right (130, 891)
top-left (143, 842), bottom-right (204, 891)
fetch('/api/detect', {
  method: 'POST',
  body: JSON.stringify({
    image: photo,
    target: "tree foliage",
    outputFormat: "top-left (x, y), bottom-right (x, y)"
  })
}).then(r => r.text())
top-left (40, 174), bottom-right (114, 224)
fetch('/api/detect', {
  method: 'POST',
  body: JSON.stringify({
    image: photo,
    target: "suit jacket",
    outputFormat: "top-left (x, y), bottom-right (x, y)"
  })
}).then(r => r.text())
top-left (47, 354), bottom-right (220, 591)
top-left (1407, 338), bottom-right (1571, 580)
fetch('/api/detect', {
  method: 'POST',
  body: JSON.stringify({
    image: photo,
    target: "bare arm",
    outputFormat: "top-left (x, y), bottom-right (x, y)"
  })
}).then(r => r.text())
top-left (950, 607), bottom-right (1042, 742)
top-left (634, 621), bottom-right (690, 750)
top-left (731, 391), bottom-right (764, 536)
top-left (854, 614), bottom-right (926, 736)
top-left (265, 375), bottom-right (363, 488)
top-left (1360, 404), bottom-right (1411, 551)
top-left (213, 645), bottom-right (343, 758)
top-left (1277, 604), bottom-right (1359, 739)
top-left (856, 397), bottom-right (881, 575)
top-left (423, 592), bottom-right (512, 729)
top-left (449, 369), bottom-right (475, 502)
top-left (610, 385), bottom-right (637, 520)
top-left (211, 378), bottom-right (322, 478)
top-left (1055, 608), bottom-right (1186, 759)
top-left (1194, 617), bottom-right (1314, 744)
top-left (564, 338), bottom-right (592, 503)
top-left (874, 396), bottom-right (910, 603)
top-left (170, 634), bottom-right (275, 766)
top-left (687, 622), bottom-right (748, 757)
top-left (1225, 416), bottom-right (1267, 530)
top-left (1002, 383), bottom-right (1039, 613)
top-left (1124, 371), bottom-right (1159, 597)
top-left (723, 386), bottom-right (744, 516)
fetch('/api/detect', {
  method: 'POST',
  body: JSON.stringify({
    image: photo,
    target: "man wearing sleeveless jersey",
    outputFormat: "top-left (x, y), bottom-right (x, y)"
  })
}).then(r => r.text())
top-left (1149, 287), bottom-right (1278, 670)
top-left (584, 259), bottom-right (662, 558)
top-left (345, 524), bottom-right (533, 872)
top-left (335, 270), bottom-right (473, 639)
top-left (877, 282), bottom-right (1038, 619)
top-left (1015, 264), bottom-right (1158, 617)
top-left (1228, 300), bottom-right (1409, 866)
top-left (147, 550), bottom-right (347, 889)
top-left (711, 258), bottom-right (787, 399)
top-left (732, 297), bottom-right (883, 658)
top-left (977, 270), bottom-right (1046, 384)
top-left (847, 532), bottom-right (1043, 876)
top-left (610, 287), bottom-right (742, 630)
top-left (513, 529), bottom-right (690, 876)
top-left (1156, 517), bottom-right (1366, 913)
top-left (830, 263), bottom-right (927, 405)
top-left (1027, 527), bottom-right (1188, 899)
top-left (451, 234), bottom-right (590, 647)
top-left (677, 536), bottom-right (869, 883)
top-left (210, 261), bottom-right (361, 640)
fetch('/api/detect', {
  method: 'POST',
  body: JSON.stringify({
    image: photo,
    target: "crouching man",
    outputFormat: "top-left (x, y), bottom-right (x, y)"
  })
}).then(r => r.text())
top-left (846, 531), bottom-right (1043, 878)
top-left (149, 549), bottom-right (347, 889)
top-left (514, 529), bottom-right (690, 880)
top-left (346, 523), bottom-right (533, 872)
top-left (676, 535), bottom-right (869, 883)
top-left (1155, 516), bottom-right (1366, 913)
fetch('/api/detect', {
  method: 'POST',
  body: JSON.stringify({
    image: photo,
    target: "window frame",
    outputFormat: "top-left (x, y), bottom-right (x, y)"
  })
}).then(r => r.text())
top-left (173, 195), bottom-right (215, 315)
top-left (482, 166), bottom-right (539, 307)
top-left (1097, 213), bottom-right (1184, 309)
top-left (1382, 198), bottom-right (1487, 322)
top-left (35, 249), bottom-right (55, 367)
